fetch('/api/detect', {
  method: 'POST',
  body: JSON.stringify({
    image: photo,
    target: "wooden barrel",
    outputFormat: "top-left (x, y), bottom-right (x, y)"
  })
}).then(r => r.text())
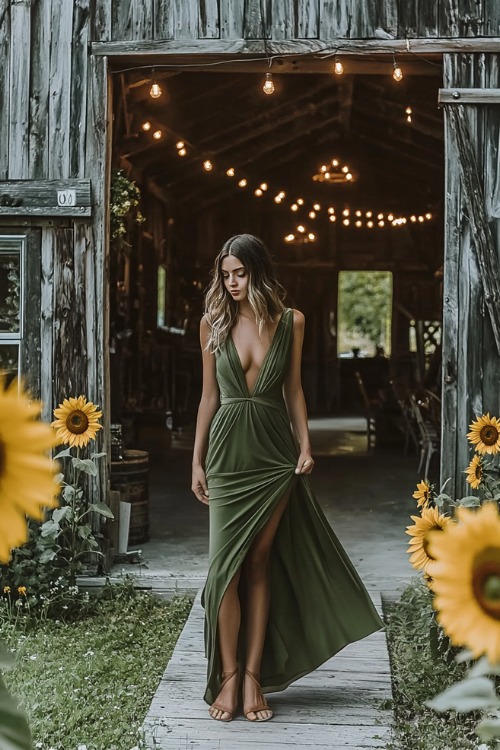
top-left (110, 449), bottom-right (149, 545)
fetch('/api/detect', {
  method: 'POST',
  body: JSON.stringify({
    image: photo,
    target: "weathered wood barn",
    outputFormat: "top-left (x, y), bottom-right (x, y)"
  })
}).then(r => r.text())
top-left (1, 0), bottom-right (499, 501)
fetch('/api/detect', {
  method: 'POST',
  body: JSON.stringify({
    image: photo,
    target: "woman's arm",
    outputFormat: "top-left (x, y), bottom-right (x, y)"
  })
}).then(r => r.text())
top-left (191, 316), bottom-right (220, 504)
top-left (283, 310), bottom-right (314, 475)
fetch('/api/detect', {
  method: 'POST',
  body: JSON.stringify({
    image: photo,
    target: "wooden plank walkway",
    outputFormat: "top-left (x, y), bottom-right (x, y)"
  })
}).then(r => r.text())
top-left (143, 591), bottom-right (392, 749)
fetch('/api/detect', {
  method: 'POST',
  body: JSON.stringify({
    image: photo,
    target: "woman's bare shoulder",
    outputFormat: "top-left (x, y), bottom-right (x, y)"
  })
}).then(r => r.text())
top-left (290, 308), bottom-right (305, 328)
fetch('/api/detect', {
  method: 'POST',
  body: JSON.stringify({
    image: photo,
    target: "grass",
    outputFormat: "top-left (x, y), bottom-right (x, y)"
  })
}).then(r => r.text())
top-left (0, 587), bottom-right (192, 750)
top-left (384, 579), bottom-right (483, 750)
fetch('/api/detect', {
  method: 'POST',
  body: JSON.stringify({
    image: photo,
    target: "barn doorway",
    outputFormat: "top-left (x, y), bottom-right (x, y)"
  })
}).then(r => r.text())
top-left (106, 56), bottom-right (444, 561)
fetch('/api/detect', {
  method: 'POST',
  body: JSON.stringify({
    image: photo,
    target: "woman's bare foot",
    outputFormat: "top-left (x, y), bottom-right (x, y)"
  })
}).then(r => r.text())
top-left (208, 667), bottom-right (239, 721)
top-left (243, 669), bottom-right (273, 722)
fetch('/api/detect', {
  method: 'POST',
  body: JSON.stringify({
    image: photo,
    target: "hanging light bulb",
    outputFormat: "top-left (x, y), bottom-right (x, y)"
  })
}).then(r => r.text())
top-left (366, 211), bottom-right (373, 218)
top-left (328, 207), bottom-right (335, 215)
top-left (425, 212), bottom-right (432, 220)
top-left (297, 225), bottom-right (305, 233)
top-left (178, 147), bottom-right (187, 156)
top-left (331, 159), bottom-right (339, 167)
top-left (297, 198), bottom-right (304, 206)
top-left (150, 69), bottom-right (162, 99)
top-left (378, 220), bottom-right (385, 227)
top-left (343, 218), bottom-right (350, 226)
top-left (410, 215), bottom-right (417, 222)
top-left (329, 214), bottom-right (337, 222)
top-left (342, 208), bottom-right (350, 217)
top-left (291, 203), bottom-right (299, 212)
top-left (238, 178), bottom-right (247, 188)
top-left (152, 129), bottom-right (162, 140)
top-left (226, 167), bottom-right (235, 177)
top-left (176, 140), bottom-right (185, 149)
top-left (260, 182), bottom-right (268, 191)
top-left (254, 188), bottom-right (263, 196)
top-left (313, 203), bottom-right (321, 211)
top-left (263, 72), bottom-right (275, 95)
top-left (345, 172), bottom-right (353, 181)
top-left (355, 210), bottom-right (362, 217)
top-left (308, 233), bottom-right (315, 241)
top-left (405, 106), bottom-right (412, 123)
top-left (341, 165), bottom-right (349, 173)
top-left (355, 220), bottom-right (362, 228)
top-left (393, 61), bottom-right (403, 82)
top-left (367, 220), bottom-right (374, 228)
top-left (333, 58), bottom-right (344, 76)
top-left (309, 211), bottom-right (316, 219)
top-left (285, 234), bottom-right (295, 242)
top-left (141, 121), bottom-right (152, 132)
top-left (203, 159), bottom-right (213, 172)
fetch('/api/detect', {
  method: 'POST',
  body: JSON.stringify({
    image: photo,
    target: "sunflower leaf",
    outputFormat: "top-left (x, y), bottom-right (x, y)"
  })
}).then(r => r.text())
top-left (62, 485), bottom-right (75, 502)
top-left (72, 458), bottom-right (98, 476)
top-left (440, 477), bottom-right (451, 493)
top-left (0, 671), bottom-right (32, 750)
top-left (88, 502), bottom-right (114, 519)
top-left (53, 447), bottom-right (73, 459)
top-left (52, 506), bottom-right (71, 524)
top-left (90, 452), bottom-right (107, 459)
top-left (476, 714), bottom-right (500, 741)
top-left (54, 472), bottom-right (65, 484)
top-left (455, 648), bottom-right (476, 663)
top-left (469, 656), bottom-right (500, 678)
top-left (426, 676), bottom-right (500, 712)
top-left (456, 495), bottom-right (480, 507)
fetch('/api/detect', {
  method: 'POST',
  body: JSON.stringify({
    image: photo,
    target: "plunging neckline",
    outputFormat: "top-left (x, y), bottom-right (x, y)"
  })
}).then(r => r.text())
top-left (229, 309), bottom-right (288, 397)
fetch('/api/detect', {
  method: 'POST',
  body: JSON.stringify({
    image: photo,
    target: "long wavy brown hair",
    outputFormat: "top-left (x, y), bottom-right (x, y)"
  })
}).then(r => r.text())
top-left (204, 234), bottom-right (286, 353)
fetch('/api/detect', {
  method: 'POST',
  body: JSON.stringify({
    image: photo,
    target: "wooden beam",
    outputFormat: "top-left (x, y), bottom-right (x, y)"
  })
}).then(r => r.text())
top-left (92, 37), bottom-right (500, 57)
top-left (439, 88), bottom-right (500, 104)
top-left (0, 179), bottom-right (92, 216)
top-left (446, 104), bottom-right (500, 355)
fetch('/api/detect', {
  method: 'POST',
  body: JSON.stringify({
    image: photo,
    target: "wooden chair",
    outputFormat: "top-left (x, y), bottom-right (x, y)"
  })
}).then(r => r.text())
top-left (390, 380), bottom-right (420, 455)
top-left (409, 393), bottom-right (440, 478)
top-left (354, 371), bottom-right (378, 450)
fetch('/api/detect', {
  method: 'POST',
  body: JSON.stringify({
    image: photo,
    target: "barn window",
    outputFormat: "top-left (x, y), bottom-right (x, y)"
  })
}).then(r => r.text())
top-left (337, 271), bottom-right (393, 358)
top-left (0, 235), bottom-right (25, 383)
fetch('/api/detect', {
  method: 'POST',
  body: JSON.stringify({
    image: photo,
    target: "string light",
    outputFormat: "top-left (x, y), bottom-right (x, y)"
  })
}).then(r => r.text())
top-left (309, 211), bottom-right (316, 219)
top-left (178, 147), bottom-right (187, 156)
top-left (291, 203), bottom-right (299, 212)
top-left (263, 72), bottom-right (275, 95)
top-left (141, 121), bottom-right (151, 131)
top-left (226, 167), bottom-right (235, 177)
top-left (313, 203), bottom-right (321, 211)
top-left (203, 159), bottom-right (213, 171)
top-left (176, 140), bottom-right (185, 149)
top-left (393, 60), bottom-right (403, 82)
top-left (297, 198), bottom-right (304, 206)
top-left (254, 188), bottom-right (263, 196)
top-left (152, 129), bottom-right (162, 140)
top-left (343, 219), bottom-right (350, 226)
top-left (329, 215), bottom-right (337, 222)
top-left (345, 172), bottom-right (353, 180)
top-left (238, 178), bottom-right (247, 188)
top-left (405, 106), bottom-right (412, 123)
top-left (149, 69), bottom-right (162, 98)
top-left (313, 158), bottom-right (354, 183)
top-left (260, 182), bottom-right (268, 191)
top-left (333, 57), bottom-right (344, 75)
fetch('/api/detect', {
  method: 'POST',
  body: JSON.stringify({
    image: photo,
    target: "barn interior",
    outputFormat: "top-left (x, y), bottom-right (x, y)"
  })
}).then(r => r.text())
top-left (108, 54), bottom-right (444, 494)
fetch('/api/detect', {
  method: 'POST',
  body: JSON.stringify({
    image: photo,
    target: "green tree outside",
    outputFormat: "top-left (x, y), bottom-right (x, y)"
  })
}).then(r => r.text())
top-left (338, 271), bottom-right (392, 356)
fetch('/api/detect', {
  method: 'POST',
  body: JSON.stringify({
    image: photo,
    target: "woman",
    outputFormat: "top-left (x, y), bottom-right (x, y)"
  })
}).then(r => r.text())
top-left (192, 234), bottom-right (383, 723)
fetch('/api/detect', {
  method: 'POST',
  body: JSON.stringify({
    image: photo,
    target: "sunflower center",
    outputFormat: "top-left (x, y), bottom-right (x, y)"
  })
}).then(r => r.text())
top-left (475, 464), bottom-right (483, 479)
top-left (65, 410), bottom-right (89, 435)
top-left (479, 425), bottom-right (499, 446)
top-left (473, 552), bottom-right (500, 620)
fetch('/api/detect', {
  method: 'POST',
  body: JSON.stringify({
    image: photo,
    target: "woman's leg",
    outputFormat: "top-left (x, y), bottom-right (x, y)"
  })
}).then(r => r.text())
top-left (242, 489), bottom-right (291, 720)
top-left (209, 568), bottom-right (241, 720)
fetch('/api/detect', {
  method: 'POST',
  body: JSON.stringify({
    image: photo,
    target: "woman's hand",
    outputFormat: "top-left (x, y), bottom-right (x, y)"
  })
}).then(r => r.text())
top-left (295, 452), bottom-right (314, 475)
top-left (192, 465), bottom-right (209, 504)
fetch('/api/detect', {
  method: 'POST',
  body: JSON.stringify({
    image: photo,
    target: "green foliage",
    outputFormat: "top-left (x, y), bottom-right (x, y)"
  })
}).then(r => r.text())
top-left (0, 587), bottom-right (192, 750)
top-left (385, 579), bottom-right (482, 750)
top-left (0, 449), bottom-right (112, 622)
top-left (110, 169), bottom-right (145, 243)
top-left (338, 270), bottom-right (392, 349)
top-left (0, 257), bottom-right (20, 333)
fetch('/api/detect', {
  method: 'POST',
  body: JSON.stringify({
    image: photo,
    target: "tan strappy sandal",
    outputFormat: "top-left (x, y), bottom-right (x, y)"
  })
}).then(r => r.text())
top-left (208, 666), bottom-right (239, 722)
top-left (243, 668), bottom-right (274, 722)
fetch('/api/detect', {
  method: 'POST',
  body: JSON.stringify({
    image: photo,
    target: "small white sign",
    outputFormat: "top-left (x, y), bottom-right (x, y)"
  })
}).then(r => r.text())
top-left (57, 189), bottom-right (76, 207)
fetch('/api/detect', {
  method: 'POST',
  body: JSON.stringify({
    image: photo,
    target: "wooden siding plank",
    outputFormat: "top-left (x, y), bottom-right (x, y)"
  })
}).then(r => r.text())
top-left (40, 228), bottom-right (54, 423)
top-left (439, 88), bottom-right (500, 103)
top-left (23, 229), bottom-right (41, 398)
top-left (70, 0), bottom-right (90, 177)
top-left (199, 0), bottom-right (220, 38)
top-left (90, 0), bottom-right (112, 41)
top-left (173, 0), bottom-right (198, 40)
top-left (111, 0), bottom-right (153, 41)
top-left (446, 103), bottom-right (500, 355)
top-left (220, 0), bottom-right (244, 38)
top-left (91, 36), bottom-right (500, 56)
top-left (154, 0), bottom-right (175, 39)
top-left (8, 0), bottom-right (30, 179)
top-left (28, 0), bottom-right (51, 178)
top-left (272, 0), bottom-right (296, 40)
top-left (0, 0), bottom-right (10, 179)
top-left (52, 227), bottom-right (87, 399)
top-left (85, 53), bottom-right (111, 505)
top-left (298, 0), bottom-right (319, 38)
top-left (48, 1), bottom-right (73, 178)
top-left (319, 0), bottom-right (350, 38)
top-left (243, 0), bottom-right (271, 39)
top-left (485, 0), bottom-right (500, 35)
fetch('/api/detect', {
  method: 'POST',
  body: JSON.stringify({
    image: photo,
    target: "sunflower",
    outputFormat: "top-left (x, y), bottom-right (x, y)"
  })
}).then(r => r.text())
top-left (412, 480), bottom-right (432, 509)
top-left (51, 396), bottom-right (102, 448)
top-left (0, 376), bottom-right (59, 563)
top-left (464, 454), bottom-right (484, 489)
top-left (467, 413), bottom-right (500, 455)
top-left (406, 506), bottom-right (452, 574)
top-left (428, 502), bottom-right (500, 663)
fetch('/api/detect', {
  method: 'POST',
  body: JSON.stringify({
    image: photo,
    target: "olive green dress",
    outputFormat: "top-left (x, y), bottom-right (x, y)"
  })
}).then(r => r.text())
top-left (201, 308), bottom-right (383, 705)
